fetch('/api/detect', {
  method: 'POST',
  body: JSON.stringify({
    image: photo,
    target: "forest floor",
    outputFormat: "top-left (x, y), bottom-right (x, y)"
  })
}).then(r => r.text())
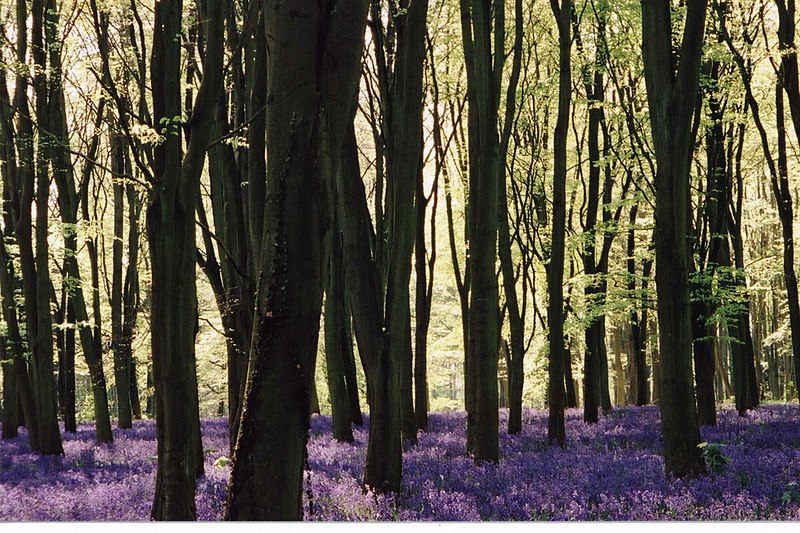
top-left (1, 404), bottom-right (800, 520)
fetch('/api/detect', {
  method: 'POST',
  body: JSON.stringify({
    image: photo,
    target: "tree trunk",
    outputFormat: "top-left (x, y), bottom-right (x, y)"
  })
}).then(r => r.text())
top-left (460, 0), bottom-right (509, 462)
top-left (546, 0), bottom-right (571, 447)
top-left (30, 0), bottom-right (63, 456)
top-left (149, 0), bottom-right (225, 520)
top-left (49, 4), bottom-right (113, 443)
top-left (414, 161), bottom-right (433, 432)
top-left (774, 0), bottom-right (800, 401)
top-left (338, 121), bottom-right (400, 493)
top-left (124, 182), bottom-right (143, 421)
top-left (324, 220), bottom-right (354, 443)
top-left (1, 339), bottom-right (19, 438)
top-left (111, 131), bottom-right (132, 429)
top-left (641, 0), bottom-right (707, 478)
top-left (225, 1), bottom-right (367, 519)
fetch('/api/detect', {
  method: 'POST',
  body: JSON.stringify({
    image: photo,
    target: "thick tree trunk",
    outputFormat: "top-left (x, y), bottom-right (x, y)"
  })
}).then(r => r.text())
top-left (29, 0), bottom-right (63, 456)
top-left (149, 0), bottom-right (225, 520)
top-left (641, 0), bottom-right (707, 478)
top-left (378, 0), bottom-right (429, 448)
top-left (461, 0), bottom-right (504, 462)
top-left (225, 1), bottom-right (367, 519)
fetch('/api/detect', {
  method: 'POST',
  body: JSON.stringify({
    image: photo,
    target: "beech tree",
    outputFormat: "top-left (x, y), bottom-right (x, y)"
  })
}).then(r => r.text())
top-left (640, 0), bottom-right (707, 477)
top-left (547, 0), bottom-right (570, 447)
top-left (224, 0), bottom-right (368, 519)
top-left (148, 0), bottom-right (225, 520)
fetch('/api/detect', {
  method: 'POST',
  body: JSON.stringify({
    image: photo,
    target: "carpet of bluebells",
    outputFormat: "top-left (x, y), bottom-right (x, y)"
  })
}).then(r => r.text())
top-left (2, 405), bottom-right (800, 520)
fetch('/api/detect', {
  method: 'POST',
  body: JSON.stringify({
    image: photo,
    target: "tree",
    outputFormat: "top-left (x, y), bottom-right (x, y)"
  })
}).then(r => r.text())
top-left (224, 0), bottom-right (368, 519)
top-left (460, 0), bottom-right (505, 462)
top-left (640, 0), bottom-right (707, 477)
top-left (148, 0), bottom-right (225, 520)
top-left (495, 0), bottom-right (526, 435)
top-left (547, 0), bottom-right (571, 447)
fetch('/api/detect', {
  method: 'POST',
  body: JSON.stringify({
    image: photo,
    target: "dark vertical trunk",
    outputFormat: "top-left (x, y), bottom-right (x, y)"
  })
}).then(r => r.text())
top-left (379, 0), bottom-right (430, 448)
top-left (10, 0), bottom-right (47, 454)
top-left (149, 0), bottom-right (225, 520)
top-left (774, 0), bottom-right (800, 401)
top-left (627, 206), bottom-right (649, 406)
top-left (63, 298), bottom-right (76, 432)
top-left (574, 1), bottom-right (614, 420)
top-left (225, 1), bottom-right (367, 519)
top-left (124, 182), bottom-right (142, 421)
top-left (0, 233), bottom-right (39, 446)
top-left (691, 294), bottom-right (717, 424)
top-left (111, 128), bottom-right (132, 429)
top-left (324, 219), bottom-right (354, 443)
top-left (1, 339), bottom-right (19, 438)
top-left (546, 0), bottom-right (570, 447)
top-left (30, 0), bottom-right (63, 456)
top-left (774, 78), bottom-right (800, 408)
top-left (641, 0), bottom-right (707, 477)
top-left (414, 161), bottom-right (433, 432)
top-left (0, 56), bottom-right (22, 441)
top-left (343, 319), bottom-right (363, 427)
top-left (564, 341), bottom-right (577, 408)
top-left (337, 121), bottom-right (400, 492)
top-left (205, 90), bottom-right (251, 453)
top-left (496, 0), bottom-right (525, 435)
top-left (461, 0), bottom-right (502, 461)
top-left (146, 366), bottom-right (155, 418)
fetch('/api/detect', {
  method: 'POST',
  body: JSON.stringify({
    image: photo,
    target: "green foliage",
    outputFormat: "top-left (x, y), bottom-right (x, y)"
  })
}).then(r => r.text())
top-left (698, 441), bottom-right (731, 474)
top-left (781, 482), bottom-right (800, 505)
top-left (213, 456), bottom-right (232, 468)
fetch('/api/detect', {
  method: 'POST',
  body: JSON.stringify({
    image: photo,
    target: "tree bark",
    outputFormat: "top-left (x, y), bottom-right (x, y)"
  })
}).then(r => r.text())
top-left (225, 1), bottom-right (368, 519)
top-left (547, 0), bottom-right (571, 447)
top-left (149, 0), bottom-right (225, 520)
top-left (641, 0), bottom-right (707, 478)
top-left (337, 122), bottom-right (400, 492)
top-left (324, 218), bottom-right (355, 443)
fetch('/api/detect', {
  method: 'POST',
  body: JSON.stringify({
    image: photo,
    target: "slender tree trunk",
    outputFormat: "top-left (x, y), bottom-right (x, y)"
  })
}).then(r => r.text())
top-left (547, 0), bottom-right (571, 447)
top-left (48, 6), bottom-right (114, 443)
top-left (111, 131), bottom-right (132, 429)
top-left (493, 0), bottom-right (525, 435)
top-left (414, 162), bottom-right (433, 432)
top-left (124, 182), bottom-right (142, 421)
top-left (774, 0), bottom-right (800, 400)
top-left (337, 121), bottom-right (400, 493)
top-left (324, 219), bottom-right (354, 443)
top-left (627, 207), bottom-right (649, 406)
